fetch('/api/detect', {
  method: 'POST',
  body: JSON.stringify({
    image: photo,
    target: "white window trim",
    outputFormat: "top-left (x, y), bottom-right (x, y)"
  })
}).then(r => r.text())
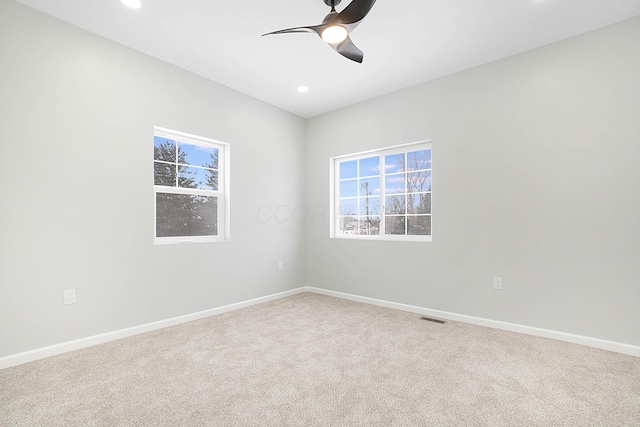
top-left (153, 126), bottom-right (230, 245)
top-left (330, 140), bottom-right (432, 242)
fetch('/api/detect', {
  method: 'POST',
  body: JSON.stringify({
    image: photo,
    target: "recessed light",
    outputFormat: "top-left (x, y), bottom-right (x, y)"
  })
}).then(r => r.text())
top-left (121, 0), bottom-right (142, 9)
top-left (297, 86), bottom-right (309, 93)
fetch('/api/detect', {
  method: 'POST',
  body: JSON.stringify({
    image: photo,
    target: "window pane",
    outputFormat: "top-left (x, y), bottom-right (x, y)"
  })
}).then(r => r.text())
top-left (178, 165), bottom-right (216, 190)
top-left (385, 153), bottom-right (404, 173)
top-left (340, 160), bottom-right (357, 180)
top-left (340, 199), bottom-right (357, 215)
top-left (359, 196), bottom-right (380, 216)
top-left (359, 177), bottom-right (380, 197)
top-left (359, 156), bottom-right (380, 177)
top-left (406, 149), bottom-right (431, 171)
top-left (178, 142), bottom-right (219, 169)
top-left (407, 171), bottom-right (431, 193)
top-left (408, 193), bottom-right (431, 214)
top-left (156, 193), bottom-right (218, 238)
top-left (340, 218), bottom-right (359, 235)
top-left (206, 169), bottom-right (219, 191)
top-left (340, 179), bottom-right (358, 198)
top-left (385, 195), bottom-right (405, 214)
top-left (154, 162), bottom-right (176, 187)
top-left (358, 216), bottom-right (380, 235)
top-left (176, 165), bottom-right (196, 189)
top-left (385, 173), bottom-right (406, 194)
top-left (154, 137), bottom-right (176, 162)
top-left (385, 216), bottom-right (406, 235)
top-left (408, 215), bottom-right (431, 236)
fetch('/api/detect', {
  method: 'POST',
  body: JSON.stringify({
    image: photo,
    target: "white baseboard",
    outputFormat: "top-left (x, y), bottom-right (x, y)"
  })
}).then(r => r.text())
top-left (305, 286), bottom-right (640, 357)
top-left (0, 287), bottom-right (306, 370)
top-left (2, 285), bottom-right (637, 370)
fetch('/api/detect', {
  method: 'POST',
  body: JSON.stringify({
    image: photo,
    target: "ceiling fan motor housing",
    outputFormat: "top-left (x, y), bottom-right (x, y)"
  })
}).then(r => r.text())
top-left (324, 0), bottom-right (342, 6)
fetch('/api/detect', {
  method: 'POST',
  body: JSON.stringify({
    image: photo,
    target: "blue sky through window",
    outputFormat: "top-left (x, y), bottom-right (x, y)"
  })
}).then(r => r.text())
top-left (154, 136), bottom-right (218, 169)
top-left (154, 136), bottom-right (176, 162)
top-left (340, 180), bottom-right (358, 198)
top-left (359, 177), bottom-right (380, 196)
top-left (359, 156), bottom-right (379, 177)
top-left (340, 160), bottom-right (357, 179)
top-left (178, 143), bottom-right (218, 168)
top-left (407, 149), bottom-right (431, 170)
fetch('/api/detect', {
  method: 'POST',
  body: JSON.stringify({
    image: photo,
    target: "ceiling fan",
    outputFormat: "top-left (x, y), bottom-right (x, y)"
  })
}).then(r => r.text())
top-left (262, 0), bottom-right (377, 63)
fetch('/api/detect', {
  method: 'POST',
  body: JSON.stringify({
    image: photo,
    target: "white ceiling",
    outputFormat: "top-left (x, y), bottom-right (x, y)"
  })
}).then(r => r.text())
top-left (15, 0), bottom-right (640, 118)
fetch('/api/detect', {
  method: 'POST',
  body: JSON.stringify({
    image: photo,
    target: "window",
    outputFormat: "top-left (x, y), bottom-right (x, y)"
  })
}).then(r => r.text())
top-left (330, 141), bottom-right (432, 241)
top-left (153, 127), bottom-right (229, 244)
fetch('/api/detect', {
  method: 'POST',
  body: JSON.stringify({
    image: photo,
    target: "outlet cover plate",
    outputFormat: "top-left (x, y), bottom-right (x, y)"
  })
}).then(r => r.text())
top-left (64, 289), bottom-right (76, 304)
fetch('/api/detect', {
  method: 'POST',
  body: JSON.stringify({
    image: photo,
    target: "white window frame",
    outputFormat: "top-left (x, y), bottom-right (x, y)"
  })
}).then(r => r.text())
top-left (153, 126), bottom-right (230, 245)
top-left (330, 140), bottom-right (432, 242)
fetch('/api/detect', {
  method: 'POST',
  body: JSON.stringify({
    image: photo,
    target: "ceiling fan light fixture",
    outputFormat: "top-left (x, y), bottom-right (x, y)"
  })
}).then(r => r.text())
top-left (262, 0), bottom-right (376, 62)
top-left (321, 25), bottom-right (348, 44)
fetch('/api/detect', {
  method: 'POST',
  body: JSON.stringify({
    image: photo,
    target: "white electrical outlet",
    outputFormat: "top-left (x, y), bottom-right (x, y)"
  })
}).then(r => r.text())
top-left (493, 277), bottom-right (503, 290)
top-left (64, 289), bottom-right (76, 304)
top-left (278, 261), bottom-right (284, 271)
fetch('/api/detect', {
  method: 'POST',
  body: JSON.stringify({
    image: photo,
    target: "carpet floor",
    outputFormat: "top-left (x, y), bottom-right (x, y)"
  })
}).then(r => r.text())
top-left (1, 292), bottom-right (639, 426)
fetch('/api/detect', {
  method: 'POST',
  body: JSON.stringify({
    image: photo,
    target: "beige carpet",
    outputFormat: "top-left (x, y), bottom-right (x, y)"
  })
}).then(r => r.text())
top-left (1, 292), bottom-right (639, 426)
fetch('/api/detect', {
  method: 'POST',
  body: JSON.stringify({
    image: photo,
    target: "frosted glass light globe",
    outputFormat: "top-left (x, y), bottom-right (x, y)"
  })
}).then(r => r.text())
top-left (321, 25), bottom-right (348, 44)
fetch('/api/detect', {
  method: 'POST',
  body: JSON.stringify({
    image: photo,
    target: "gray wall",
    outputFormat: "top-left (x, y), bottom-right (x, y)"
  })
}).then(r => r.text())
top-left (306, 17), bottom-right (640, 346)
top-left (1, 1), bottom-right (639, 359)
top-left (0, 1), bottom-right (306, 357)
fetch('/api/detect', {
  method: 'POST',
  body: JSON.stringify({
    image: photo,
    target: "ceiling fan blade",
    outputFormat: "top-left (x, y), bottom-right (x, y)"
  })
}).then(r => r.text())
top-left (262, 25), bottom-right (322, 37)
top-left (337, 0), bottom-right (376, 26)
top-left (335, 36), bottom-right (364, 63)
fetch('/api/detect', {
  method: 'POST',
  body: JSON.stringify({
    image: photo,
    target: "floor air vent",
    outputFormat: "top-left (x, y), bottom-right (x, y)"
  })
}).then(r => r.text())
top-left (421, 316), bottom-right (445, 324)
